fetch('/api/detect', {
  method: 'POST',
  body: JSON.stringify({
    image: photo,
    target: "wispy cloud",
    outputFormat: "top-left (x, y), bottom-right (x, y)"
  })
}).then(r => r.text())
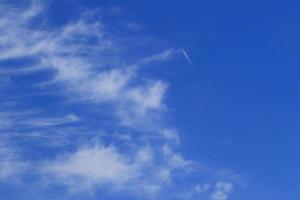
top-left (138, 49), bottom-right (176, 65)
top-left (211, 182), bottom-right (233, 200)
top-left (0, 142), bottom-right (27, 181)
top-left (0, 1), bottom-right (240, 199)
top-left (24, 114), bottom-right (79, 127)
top-left (0, 3), bottom-right (168, 124)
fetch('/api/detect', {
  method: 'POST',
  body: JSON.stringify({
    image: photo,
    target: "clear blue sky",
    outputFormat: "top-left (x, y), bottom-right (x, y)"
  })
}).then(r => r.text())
top-left (0, 0), bottom-right (299, 199)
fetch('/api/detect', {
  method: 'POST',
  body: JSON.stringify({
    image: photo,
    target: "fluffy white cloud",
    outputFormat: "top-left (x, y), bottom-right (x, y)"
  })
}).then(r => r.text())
top-left (42, 144), bottom-right (188, 196)
top-left (43, 146), bottom-right (134, 189)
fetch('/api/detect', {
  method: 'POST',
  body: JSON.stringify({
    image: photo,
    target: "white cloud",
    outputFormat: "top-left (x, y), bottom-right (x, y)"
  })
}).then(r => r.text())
top-left (0, 1), bottom-right (168, 126)
top-left (0, 111), bottom-right (34, 130)
top-left (0, 1), bottom-right (240, 199)
top-left (211, 182), bottom-right (233, 200)
top-left (127, 80), bottom-right (167, 111)
top-left (42, 144), bottom-right (184, 196)
top-left (0, 110), bottom-right (79, 129)
top-left (24, 114), bottom-right (79, 127)
top-left (139, 49), bottom-right (176, 65)
top-left (195, 183), bottom-right (211, 193)
top-left (43, 145), bottom-right (135, 190)
top-left (161, 129), bottom-right (180, 145)
top-left (0, 142), bottom-right (27, 181)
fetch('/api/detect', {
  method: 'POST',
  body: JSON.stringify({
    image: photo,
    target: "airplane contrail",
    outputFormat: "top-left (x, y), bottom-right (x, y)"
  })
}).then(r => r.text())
top-left (181, 49), bottom-right (196, 69)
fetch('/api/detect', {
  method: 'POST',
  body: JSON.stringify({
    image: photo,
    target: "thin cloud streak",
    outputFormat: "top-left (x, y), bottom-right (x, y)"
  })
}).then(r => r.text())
top-left (181, 48), bottom-right (196, 69)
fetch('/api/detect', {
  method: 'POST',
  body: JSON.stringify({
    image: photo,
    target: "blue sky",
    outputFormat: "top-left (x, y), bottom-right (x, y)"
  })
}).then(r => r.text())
top-left (0, 0), bottom-right (299, 199)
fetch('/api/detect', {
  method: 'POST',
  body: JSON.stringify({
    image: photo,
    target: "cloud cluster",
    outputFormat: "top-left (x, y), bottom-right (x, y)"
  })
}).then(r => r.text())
top-left (0, 0), bottom-right (185, 193)
top-left (42, 144), bottom-right (190, 196)
top-left (0, 1), bottom-right (237, 199)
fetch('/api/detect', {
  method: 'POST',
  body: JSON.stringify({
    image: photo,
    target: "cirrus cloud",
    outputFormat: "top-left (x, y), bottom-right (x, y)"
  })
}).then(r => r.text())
top-left (0, 1), bottom-right (239, 200)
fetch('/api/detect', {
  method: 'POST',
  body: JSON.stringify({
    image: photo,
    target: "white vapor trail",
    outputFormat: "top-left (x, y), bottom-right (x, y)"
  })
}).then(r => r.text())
top-left (181, 49), bottom-right (196, 69)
